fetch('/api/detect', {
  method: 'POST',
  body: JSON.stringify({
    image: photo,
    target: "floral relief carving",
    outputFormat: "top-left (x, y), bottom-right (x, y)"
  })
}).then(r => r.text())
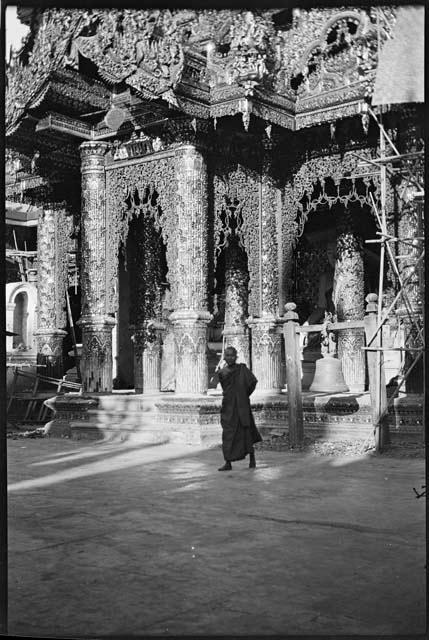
top-left (106, 156), bottom-right (177, 314)
top-left (252, 331), bottom-right (280, 359)
top-left (284, 150), bottom-right (381, 243)
top-left (333, 212), bottom-right (365, 321)
top-left (214, 163), bottom-right (260, 316)
top-left (37, 207), bottom-right (70, 331)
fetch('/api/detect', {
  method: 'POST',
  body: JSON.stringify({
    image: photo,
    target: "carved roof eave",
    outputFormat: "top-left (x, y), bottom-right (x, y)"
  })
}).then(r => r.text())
top-left (295, 76), bottom-right (375, 130)
top-left (206, 78), bottom-right (374, 131)
top-left (6, 67), bottom-right (111, 140)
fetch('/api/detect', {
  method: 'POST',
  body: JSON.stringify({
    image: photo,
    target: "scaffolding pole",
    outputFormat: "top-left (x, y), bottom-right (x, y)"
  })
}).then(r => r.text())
top-left (361, 107), bottom-right (424, 453)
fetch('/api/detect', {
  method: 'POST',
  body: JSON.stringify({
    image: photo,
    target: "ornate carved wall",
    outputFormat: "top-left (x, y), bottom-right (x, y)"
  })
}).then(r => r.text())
top-left (80, 141), bottom-right (115, 392)
top-left (35, 205), bottom-right (71, 376)
top-left (214, 163), bottom-right (260, 316)
top-left (105, 154), bottom-right (177, 313)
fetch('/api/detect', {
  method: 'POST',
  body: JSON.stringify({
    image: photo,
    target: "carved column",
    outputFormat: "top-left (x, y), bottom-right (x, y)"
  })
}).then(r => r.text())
top-left (247, 315), bottom-right (282, 392)
top-left (128, 210), bottom-right (163, 394)
top-left (170, 145), bottom-right (211, 394)
top-left (260, 137), bottom-right (280, 315)
top-left (333, 212), bottom-right (365, 392)
top-left (246, 138), bottom-right (282, 392)
top-left (34, 206), bottom-right (69, 378)
top-left (79, 141), bottom-right (115, 393)
top-left (223, 237), bottom-right (250, 365)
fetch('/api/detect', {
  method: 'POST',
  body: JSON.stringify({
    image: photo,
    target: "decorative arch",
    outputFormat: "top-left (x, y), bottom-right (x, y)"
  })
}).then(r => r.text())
top-left (105, 155), bottom-right (177, 314)
top-left (6, 282), bottom-right (38, 353)
top-left (213, 164), bottom-right (260, 315)
top-left (284, 150), bottom-right (381, 243)
top-left (290, 10), bottom-right (378, 96)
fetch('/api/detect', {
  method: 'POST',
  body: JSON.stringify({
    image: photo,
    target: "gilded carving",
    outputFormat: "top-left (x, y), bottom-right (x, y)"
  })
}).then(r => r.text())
top-left (333, 216), bottom-right (364, 322)
top-left (261, 141), bottom-right (280, 314)
top-left (174, 146), bottom-right (209, 312)
top-left (6, 8), bottom-right (397, 137)
top-left (247, 315), bottom-right (283, 390)
top-left (80, 320), bottom-right (115, 393)
top-left (80, 143), bottom-right (109, 318)
top-left (37, 207), bottom-right (70, 331)
top-left (106, 155), bottom-right (177, 314)
top-left (214, 163), bottom-right (260, 316)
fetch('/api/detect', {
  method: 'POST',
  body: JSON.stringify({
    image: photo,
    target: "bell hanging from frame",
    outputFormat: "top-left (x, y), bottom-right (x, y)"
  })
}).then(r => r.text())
top-left (309, 353), bottom-right (349, 393)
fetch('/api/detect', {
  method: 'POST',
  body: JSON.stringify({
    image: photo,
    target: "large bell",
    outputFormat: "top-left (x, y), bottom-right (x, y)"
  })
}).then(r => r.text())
top-left (309, 353), bottom-right (349, 393)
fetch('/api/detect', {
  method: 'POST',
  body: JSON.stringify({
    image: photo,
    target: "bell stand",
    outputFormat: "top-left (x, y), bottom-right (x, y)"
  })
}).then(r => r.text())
top-left (353, 105), bottom-right (424, 453)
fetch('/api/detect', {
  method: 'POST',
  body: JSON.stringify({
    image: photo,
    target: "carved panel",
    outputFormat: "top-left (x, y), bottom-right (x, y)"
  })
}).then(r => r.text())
top-left (173, 319), bottom-right (210, 394)
top-left (333, 216), bottom-right (364, 321)
top-left (80, 320), bottom-right (115, 392)
top-left (174, 146), bottom-right (209, 311)
top-left (106, 155), bottom-right (177, 313)
top-left (247, 316), bottom-right (283, 390)
top-left (337, 327), bottom-right (366, 392)
top-left (37, 207), bottom-right (70, 330)
top-left (80, 142), bottom-right (109, 318)
top-left (214, 163), bottom-right (260, 316)
top-left (224, 238), bottom-right (249, 328)
top-left (261, 146), bottom-right (279, 314)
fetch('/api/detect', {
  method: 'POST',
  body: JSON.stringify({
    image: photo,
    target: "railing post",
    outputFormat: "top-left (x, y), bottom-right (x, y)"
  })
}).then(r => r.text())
top-left (283, 302), bottom-right (303, 446)
top-left (364, 293), bottom-right (389, 451)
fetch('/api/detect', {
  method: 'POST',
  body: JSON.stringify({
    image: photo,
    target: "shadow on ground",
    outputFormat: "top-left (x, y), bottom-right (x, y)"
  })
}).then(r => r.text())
top-left (7, 437), bottom-right (426, 637)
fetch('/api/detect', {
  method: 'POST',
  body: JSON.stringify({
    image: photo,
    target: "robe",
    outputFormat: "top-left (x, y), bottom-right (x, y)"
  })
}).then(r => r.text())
top-left (218, 363), bottom-right (262, 462)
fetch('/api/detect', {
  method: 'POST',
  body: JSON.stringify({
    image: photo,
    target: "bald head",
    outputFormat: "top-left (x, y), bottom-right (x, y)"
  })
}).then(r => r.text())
top-left (224, 346), bottom-right (238, 366)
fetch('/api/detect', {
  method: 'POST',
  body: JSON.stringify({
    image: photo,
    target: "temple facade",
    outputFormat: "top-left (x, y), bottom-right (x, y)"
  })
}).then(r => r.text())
top-left (5, 7), bottom-right (424, 416)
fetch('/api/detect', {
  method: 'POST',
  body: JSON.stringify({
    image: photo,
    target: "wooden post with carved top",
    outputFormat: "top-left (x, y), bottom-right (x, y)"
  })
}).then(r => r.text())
top-left (283, 302), bottom-right (303, 446)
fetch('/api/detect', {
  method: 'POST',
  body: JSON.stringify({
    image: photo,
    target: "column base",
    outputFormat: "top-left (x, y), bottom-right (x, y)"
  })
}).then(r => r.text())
top-left (79, 316), bottom-right (116, 393)
top-left (34, 328), bottom-right (68, 379)
top-left (170, 310), bottom-right (212, 395)
top-left (247, 314), bottom-right (283, 392)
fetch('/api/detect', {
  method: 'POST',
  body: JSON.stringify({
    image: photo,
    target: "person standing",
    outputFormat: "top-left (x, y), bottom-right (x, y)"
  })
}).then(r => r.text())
top-left (217, 346), bottom-right (262, 471)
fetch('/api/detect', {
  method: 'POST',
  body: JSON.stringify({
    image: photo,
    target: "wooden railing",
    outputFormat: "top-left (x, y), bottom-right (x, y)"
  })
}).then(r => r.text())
top-left (280, 294), bottom-right (388, 449)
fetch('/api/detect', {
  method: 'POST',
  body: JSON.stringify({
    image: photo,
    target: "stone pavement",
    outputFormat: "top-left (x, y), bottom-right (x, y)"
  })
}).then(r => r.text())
top-left (7, 437), bottom-right (426, 637)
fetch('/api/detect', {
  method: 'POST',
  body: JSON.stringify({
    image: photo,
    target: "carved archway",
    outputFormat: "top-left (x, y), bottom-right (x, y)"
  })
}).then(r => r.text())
top-left (105, 156), bottom-right (177, 317)
top-left (213, 164), bottom-right (260, 316)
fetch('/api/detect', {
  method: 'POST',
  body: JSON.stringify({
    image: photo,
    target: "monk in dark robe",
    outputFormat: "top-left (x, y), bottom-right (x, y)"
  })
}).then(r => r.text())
top-left (217, 346), bottom-right (262, 471)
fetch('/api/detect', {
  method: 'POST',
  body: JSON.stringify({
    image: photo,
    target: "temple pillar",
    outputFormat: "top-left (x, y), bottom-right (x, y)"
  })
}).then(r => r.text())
top-left (170, 145), bottom-right (211, 394)
top-left (247, 315), bottom-right (282, 392)
top-left (34, 206), bottom-right (69, 378)
top-left (223, 237), bottom-right (250, 365)
top-left (79, 141), bottom-right (114, 393)
top-left (333, 212), bottom-right (365, 393)
top-left (247, 138), bottom-right (282, 392)
top-left (127, 209), bottom-right (164, 394)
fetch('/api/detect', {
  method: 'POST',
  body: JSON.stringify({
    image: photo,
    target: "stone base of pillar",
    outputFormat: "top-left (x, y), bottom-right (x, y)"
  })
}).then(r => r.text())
top-left (132, 322), bottom-right (165, 394)
top-left (44, 394), bottom-right (98, 438)
top-left (337, 328), bottom-right (366, 393)
top-left (247, 314), bottom-right (283, 392)
top-left (134, 341), bottom-right (162, 394)
top-left (222, 326), bottom-right (250, 366)
top-left (34, 329), bottom-right (68, 379)
top-left (79, 316), bottom-right (116, 393)
top-left (170, 310), bottom-right (212, 395)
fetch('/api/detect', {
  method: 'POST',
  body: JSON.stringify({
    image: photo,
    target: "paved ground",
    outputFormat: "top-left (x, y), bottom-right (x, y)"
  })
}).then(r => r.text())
top-left (7, 437), bottom-right (426, 637)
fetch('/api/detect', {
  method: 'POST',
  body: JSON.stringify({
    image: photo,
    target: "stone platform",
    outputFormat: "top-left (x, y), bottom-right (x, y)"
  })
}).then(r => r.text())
top-left (43, 390), bottom-right (424, 445)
